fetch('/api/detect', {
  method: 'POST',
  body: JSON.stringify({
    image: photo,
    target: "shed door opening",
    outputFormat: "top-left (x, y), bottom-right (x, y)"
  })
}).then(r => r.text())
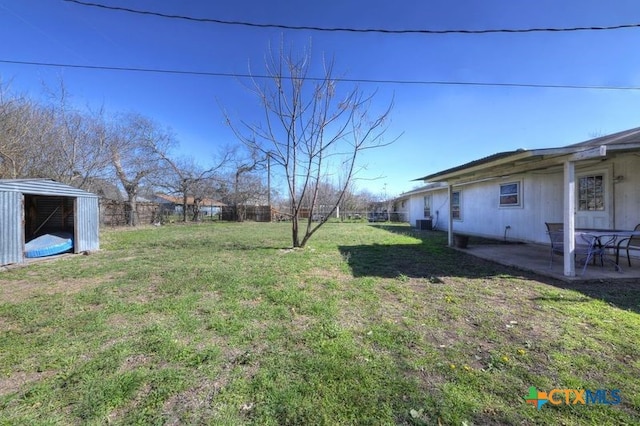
top-left (24, 195), bottom-right (76, 252)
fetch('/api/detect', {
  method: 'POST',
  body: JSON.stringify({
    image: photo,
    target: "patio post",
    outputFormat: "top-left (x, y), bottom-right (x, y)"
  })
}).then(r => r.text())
top-left (563, 160), bottom-right (576, 276)
top-left (447, 184), bottom-right (454, 247)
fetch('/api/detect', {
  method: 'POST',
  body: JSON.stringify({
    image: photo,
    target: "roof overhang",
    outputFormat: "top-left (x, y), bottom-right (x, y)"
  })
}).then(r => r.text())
top-left (414, 144), bottom-right (628, 186)
top-left (397, 182), bottom-right (448, 198)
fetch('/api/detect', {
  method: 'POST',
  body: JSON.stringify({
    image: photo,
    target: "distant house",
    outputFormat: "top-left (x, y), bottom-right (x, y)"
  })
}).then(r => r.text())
top-left (406, 127), bottom-right (640, 276)
top-left (153, 194), bottom-right (225, 218)
top-left (81, 178), bottom-right (123, 201)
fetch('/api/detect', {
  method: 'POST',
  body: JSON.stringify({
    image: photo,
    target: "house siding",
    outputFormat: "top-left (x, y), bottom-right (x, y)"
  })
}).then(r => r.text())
top-left (406, 190), bottom-right (450, 231)
top-left (411, 155), bottom-right (640, 244)
top-left (448, 174), bottom-right (566, 243)
top-left (405, 173), bottom-right (564, 243)
top-left (612, 155), bottom-right (640, 230)
top-left (408, 196), bottom-right (424, 225)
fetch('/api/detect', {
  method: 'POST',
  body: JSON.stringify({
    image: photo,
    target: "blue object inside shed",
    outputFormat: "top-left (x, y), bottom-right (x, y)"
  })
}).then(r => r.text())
top-left (25, 232), bottom-right (74, 258)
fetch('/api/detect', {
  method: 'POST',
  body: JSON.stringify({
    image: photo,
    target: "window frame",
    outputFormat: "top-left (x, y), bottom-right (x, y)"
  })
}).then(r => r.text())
top-left (499, 181), bottom-right (522, 208)
top-left (423, 194), bottom-right (432, 218)
top-left (451, 190), bottom-right (461, 220)
top-left (577, 174), bottom-right (605, 212)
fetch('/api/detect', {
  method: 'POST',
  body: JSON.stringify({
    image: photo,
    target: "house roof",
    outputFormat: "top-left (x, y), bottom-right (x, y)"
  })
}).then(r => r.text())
top-left (154, 193), bottom-right (225, 206)
top-left (397, 182), bottom-right (449, 199)
top-left (413, 126), bottom-right (640, 185)
top-left (568, 126), bottom-right (640, 148)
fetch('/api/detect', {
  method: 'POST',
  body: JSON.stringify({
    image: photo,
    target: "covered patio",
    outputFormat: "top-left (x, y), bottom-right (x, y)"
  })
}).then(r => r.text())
top-left (409, 127), bottom-right (640, 279)
top-left (456, 240), bottom-right (640, 282)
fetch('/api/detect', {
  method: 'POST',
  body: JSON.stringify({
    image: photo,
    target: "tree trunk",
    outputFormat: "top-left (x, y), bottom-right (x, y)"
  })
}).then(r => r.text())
top-left (223, 42), bottom-right (393, 249)
top-left (291, 215), bottom-right (301, 247)
top-left (182, 193), bottom-right (188, 222)
top-left (127, 194), bottom-right (138, 226)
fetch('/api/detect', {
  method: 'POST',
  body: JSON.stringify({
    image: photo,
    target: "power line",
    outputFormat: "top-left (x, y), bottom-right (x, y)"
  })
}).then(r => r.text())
top-left (3, 58), bottom-right (639, 91)
top-left (64, 0), bottom-right (640, 35)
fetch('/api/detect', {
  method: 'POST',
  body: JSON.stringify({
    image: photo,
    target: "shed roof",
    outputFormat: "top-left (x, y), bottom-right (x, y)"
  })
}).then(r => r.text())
top-left (0, 179), bottom-right (99, 198)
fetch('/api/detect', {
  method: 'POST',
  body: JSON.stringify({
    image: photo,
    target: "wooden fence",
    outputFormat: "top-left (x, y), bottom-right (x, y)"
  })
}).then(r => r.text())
top-left (221, 205), bottom-right (273, 222)
top-left (99, 200), bottom-right (160, 226)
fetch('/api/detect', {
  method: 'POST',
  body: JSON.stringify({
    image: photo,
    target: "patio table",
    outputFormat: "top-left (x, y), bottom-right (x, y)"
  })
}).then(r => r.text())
top-left (576, 229), bottom-right (640, 272)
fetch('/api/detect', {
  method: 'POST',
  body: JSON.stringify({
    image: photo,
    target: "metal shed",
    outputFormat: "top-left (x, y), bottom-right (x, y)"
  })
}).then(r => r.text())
top-left (0, 179), bottom-right (100, 266)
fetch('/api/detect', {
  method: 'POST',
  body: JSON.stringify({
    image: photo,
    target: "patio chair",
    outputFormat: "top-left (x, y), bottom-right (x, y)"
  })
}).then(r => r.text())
top-left (619, 223), bottom-right (640, 267)
top-left (545, 222), bottom-right (564, 267)
top-left (547, 230), bottom-right (564, 267)
top-left (545, 222), bottom-right (563, 233)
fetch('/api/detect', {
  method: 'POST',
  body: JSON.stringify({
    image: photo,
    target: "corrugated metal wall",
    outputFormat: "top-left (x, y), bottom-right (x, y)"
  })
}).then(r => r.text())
top-left (76, 197), bottom-right (100, 252)
top-left (0, 192), bottom-right (24, 266)
top-left (1, 180), bottom-right (100, 265)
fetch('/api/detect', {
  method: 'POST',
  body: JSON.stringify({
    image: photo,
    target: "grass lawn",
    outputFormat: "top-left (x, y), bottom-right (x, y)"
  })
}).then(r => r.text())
top-left (0, 222), bottom-right (638, 425)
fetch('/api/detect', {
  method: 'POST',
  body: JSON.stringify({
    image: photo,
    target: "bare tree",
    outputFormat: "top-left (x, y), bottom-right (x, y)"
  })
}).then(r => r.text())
top-left (0, 88), bottom-right (35, 178)
top-left (225, 147), bottom-right (266, 221)
top-left (155, 154), bottom-right (227, 222)
top-left (109, 112), bottom-right (172, 226)
top-left (299, 180), bottom-right (339, 220)
top-left (0, 80), bottom-right (112, 188)
top-left (225, 42), bottom-right (396, 247)
top-left (21, 79), bottom-right (112, 187)
top-left (0, 83), bottom-right (57, 180)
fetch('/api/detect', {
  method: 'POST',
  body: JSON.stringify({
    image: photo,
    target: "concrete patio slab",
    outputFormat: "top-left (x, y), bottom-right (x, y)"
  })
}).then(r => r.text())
top-left (455, 241), bottom-right (640, 282)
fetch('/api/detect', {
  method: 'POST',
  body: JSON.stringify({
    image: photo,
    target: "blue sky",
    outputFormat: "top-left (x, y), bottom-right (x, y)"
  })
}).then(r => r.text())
top-left (2, 0), bottom-right (640, 197)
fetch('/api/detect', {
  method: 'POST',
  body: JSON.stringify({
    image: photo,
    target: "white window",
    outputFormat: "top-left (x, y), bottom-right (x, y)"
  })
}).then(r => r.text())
top-left (451, 191), bottom-right (461, 220)
top-left (499, 182), bottom-right (521, 207)
top-left (423, 195), bottom-right (431, 218)
top-left (578, 175), bottom-right (604, 211)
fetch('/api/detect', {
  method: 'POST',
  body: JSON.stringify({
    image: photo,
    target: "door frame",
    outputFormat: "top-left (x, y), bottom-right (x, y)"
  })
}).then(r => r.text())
top-left (574, 164), bottom-right (614, 229)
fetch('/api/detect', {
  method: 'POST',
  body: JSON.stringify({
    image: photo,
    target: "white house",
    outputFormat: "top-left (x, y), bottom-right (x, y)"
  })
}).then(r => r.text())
top-left (407, 127), bottom-right (640, 277)
top-left (394, 183), bottom-right (449, 229)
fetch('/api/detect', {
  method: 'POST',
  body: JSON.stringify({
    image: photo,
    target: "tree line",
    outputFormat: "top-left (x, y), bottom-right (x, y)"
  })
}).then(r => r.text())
top-left (0, 65), bottom-right (386, 234)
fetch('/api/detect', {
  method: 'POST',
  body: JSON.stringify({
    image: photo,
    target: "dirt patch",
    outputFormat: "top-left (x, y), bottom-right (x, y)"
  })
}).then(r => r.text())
top-left (0, 317), bottom-right (20, 333)
top-left (118, 354), bottom-right (153, 373)
top-left (0, 370), bottom-right (56, 397)
top-left (162, 343), bottom-right (267, 424)
top-left (0, 273), bottom-right (122, 303)
top-left (306, 267), bottom-right (350, 281)
top-left (162, 378), bottom-right (225, 425)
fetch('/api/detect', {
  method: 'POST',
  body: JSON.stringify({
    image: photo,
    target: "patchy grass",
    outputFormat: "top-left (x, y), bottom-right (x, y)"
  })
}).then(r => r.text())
top-left (0, 222), bottom-right (638, 425)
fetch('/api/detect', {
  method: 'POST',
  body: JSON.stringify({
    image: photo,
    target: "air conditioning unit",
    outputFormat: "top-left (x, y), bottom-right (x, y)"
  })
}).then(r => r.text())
top-left (416, 219), bottom-right (432, 230)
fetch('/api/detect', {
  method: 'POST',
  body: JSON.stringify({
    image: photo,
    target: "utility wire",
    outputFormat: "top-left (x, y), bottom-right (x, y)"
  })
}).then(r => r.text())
top-left (3, 59), bottom-right (639, 91)
top-left (63, 0), bottom-right (640, 35)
